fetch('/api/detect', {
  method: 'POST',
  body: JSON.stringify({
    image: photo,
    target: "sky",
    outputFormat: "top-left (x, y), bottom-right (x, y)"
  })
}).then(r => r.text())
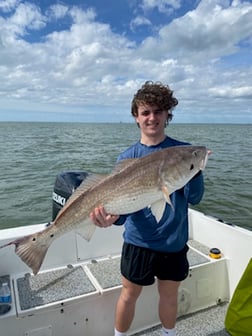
top-left (0, 0), bottom-right (251, 123)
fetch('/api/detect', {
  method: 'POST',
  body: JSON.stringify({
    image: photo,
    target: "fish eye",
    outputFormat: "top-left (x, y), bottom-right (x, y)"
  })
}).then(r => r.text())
top-left (190, 164), bottom-right (194, 170)
top-left (193, 150), bottom-right (198, 157)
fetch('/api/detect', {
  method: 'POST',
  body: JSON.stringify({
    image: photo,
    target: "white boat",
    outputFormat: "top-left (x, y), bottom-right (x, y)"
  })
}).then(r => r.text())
top-left (0, 172), bottom-right (251, 336)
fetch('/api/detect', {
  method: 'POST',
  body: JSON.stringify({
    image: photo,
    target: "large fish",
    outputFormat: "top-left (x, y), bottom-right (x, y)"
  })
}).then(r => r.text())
top-left (1, 145), bottom-right (210, 275)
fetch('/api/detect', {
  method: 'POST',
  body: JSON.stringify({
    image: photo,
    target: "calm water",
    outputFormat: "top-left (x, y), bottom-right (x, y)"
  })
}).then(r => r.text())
top-left (0, 122), bottom-right (251, 230)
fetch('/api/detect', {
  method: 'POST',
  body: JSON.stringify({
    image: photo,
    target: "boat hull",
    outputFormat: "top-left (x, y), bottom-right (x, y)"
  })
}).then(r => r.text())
top-left (1, 209), bottom-right (252, 336)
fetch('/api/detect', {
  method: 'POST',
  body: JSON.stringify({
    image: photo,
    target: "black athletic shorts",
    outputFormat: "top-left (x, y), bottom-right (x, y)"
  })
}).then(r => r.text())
top-left (121, 242), bottom-right (189, 286)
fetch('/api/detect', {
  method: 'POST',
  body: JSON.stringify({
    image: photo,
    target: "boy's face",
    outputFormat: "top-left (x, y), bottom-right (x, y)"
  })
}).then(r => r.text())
top-left (135, 103), bottom-right (168, 139)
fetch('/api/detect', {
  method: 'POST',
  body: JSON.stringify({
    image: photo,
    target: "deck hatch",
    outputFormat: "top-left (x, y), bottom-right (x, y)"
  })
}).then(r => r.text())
top-left (17, 266), bottom-right (96, 310)
top-left (86, 257), bottom-right (121, 289)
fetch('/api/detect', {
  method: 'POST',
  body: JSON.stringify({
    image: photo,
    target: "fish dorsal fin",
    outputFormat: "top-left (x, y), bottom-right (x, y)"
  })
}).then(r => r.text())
top-left (65, 174), bottom-right (107, 206)
top-left (77, 174), bottom-right (107, 192)
top-left (150, 199), bottom-right (166, 223)
top-left (112, 158), bottom-right (138, 174)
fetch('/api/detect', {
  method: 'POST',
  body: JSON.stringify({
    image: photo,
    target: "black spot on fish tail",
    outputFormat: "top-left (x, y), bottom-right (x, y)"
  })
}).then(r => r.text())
top-left (190, 164), bottom-right (194, 170)
top-left (0, 233), bottom-right (50, 275)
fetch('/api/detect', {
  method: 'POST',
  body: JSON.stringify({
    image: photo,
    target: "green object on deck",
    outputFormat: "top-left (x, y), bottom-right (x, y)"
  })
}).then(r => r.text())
top-left (225, 258), bottom-right (252, 336)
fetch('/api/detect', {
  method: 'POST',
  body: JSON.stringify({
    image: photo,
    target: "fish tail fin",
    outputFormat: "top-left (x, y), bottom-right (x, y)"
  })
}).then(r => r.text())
top-left (1, 232), bottom-right (49, 275)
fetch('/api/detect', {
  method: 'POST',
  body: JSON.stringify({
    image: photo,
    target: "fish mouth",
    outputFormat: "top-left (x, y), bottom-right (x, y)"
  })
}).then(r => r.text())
top-left (200, 149), bottom-right (211, 170)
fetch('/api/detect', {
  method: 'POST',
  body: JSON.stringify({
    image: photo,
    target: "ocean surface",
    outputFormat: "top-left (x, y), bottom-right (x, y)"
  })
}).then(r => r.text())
top-left (0, 122), bottom-right (251, 231)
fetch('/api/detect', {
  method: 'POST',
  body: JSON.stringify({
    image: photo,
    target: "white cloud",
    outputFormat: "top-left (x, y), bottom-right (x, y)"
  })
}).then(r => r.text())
top-left (130, 15), bottom-right (152, 31)
top-left (209, 86), bottom-right (252, 98)
top-left (141, 0), bottom-right (181, 14)
top-left (9, 2), bottom-right (45, 31)
top-left (139, 0), bottom-right (252, 62)
top-left (0, 0), bottom-right (20, 13)
top-left (0, 0), bottom-right (251, 123)
top-left (0, 2), bottom-right (45, 45)
top-left (69, 6), bottom-right (96, 24)
top-left (47, 4), bottom-right (69, 20)
top-left (0, 3), bottom-right (136, 109)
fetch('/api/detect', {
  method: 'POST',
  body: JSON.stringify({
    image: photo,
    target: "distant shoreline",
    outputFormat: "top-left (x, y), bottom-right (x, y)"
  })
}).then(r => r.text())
top-left (0, 121), bottom-right (251, 125)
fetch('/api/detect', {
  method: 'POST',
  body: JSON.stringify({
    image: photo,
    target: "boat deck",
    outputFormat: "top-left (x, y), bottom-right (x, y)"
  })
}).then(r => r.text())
top-left (132, 304), bottom-right (229, 336)
top-left (1, 238), bottom-right (230, 336)
top-left (14, 239), bottom-right (212, 313)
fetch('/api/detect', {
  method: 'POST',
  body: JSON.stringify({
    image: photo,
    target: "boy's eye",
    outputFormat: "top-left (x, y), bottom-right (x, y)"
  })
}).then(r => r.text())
top-left (141, 111), bottom-right (150, 116)
top-left (140, 110), bottom-right (163, 116)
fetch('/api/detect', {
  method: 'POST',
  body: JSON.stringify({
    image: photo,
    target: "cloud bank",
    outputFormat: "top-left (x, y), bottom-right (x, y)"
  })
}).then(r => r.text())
top-left (0, 0), bottom-right (251, 123)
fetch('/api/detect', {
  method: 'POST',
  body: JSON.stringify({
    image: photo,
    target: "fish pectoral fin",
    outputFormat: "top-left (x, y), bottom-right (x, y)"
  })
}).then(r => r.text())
top-left (76, 220), bottom-right (96, 242)
top-left (150, 199), bottom-right (166, 223)
top-left (162, 185), bottom-right (174, 210)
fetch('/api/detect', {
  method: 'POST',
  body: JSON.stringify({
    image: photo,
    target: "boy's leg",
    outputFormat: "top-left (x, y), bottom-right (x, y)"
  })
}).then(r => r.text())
top-left (115, 276), bottom-right (142, 333)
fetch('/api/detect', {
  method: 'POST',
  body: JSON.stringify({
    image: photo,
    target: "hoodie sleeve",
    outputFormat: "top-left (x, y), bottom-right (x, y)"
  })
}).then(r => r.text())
top-left (113, 215), bottom-right (127, 226)
top-left (184, 171), bottom-right (205, 205)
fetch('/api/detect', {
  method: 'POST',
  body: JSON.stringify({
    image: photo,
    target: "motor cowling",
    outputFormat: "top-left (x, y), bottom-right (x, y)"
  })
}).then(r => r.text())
top-left (52, 171), bottom-right (89, 221)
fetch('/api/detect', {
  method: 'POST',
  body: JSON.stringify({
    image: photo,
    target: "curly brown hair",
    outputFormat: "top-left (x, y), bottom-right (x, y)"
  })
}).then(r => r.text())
top-left (131, 81), bottom-right (178, 123)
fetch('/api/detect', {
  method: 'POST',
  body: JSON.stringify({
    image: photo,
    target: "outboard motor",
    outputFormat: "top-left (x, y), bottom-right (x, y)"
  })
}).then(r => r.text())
top-left (52, 171), bottom-right (89, 221)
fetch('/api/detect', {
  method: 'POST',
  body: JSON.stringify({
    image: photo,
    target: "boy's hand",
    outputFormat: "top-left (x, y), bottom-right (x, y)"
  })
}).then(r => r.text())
top-left (90, 206), bottom-right (119, 227)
